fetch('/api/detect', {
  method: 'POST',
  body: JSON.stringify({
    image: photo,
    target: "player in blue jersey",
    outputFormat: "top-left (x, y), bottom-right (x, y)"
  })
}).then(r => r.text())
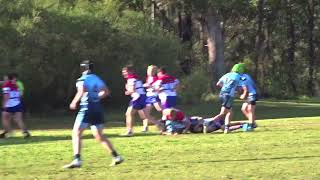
top-left (237, 63), bottom-right (258, 131)
top-left (63, 60), bottom-right (123, 168)
top-left (209, 64), bottom-right (247, 134)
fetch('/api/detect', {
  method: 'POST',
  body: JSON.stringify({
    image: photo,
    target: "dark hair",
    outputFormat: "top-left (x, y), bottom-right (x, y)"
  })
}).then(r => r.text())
top-left (158, 67), bottom-right (166, 74)
top-left (80, 60), bottom-right (93, 71)
top-left (7, 73), bottom-right (18, 80)
top-left (122, 65), bottom-right (134, 73)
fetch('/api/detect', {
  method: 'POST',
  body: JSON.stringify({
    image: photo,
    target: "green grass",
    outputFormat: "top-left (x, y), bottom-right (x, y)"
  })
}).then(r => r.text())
top-left (1, 100), bottom-right (320, 179)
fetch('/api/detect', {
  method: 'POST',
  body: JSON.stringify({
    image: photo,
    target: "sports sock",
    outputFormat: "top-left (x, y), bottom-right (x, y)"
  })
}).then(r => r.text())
top-left (111, 151), bottom-right (119, 158)
top-left (74, 154), bottom-right (81, 160)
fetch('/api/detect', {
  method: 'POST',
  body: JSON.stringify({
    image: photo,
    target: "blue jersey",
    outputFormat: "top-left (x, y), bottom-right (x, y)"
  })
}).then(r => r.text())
top-left (76, 73), bottom-right (107, 108)
top-left (240, 74), bottom-right (257, 95)
top-left (218, 72), bottom-right (244, 97)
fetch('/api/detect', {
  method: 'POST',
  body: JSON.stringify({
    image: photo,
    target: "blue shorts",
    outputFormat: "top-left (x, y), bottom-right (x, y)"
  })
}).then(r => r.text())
top-left (246, 94), bottom-right (258, 105)
top-left (165, 120), bottom-right (186, 133)
top-left (146, 95), bottom-right (160, 105)
top-left (219, 94), bottom-right (234, 109)
top-left (161, 96), bottom-right (177, 109)
top-left (213, 118), bottom-right (224, 129)
top-left (74, 102), bottom-right (104, 130)
top-left (3, 103), bottom-right (23, 113)
top-left (129, 94), bottom-right (146, 110)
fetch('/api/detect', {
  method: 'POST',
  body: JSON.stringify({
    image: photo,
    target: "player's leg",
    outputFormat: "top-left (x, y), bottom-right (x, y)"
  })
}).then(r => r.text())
top-left (0, 111), bottom-right (11, 138)
top-left (241, 102), bottom-right (249, 120)
top-left (63, 111), bottom-right (87, 168)
top-left (139, 108), bottom-right (162, 130)
top-left (140, 105), bottom-right (152, 132)
top-left (91, 125), bottom-right (123, 166)
top-left (124, 106), bottom-right (137, 136)
top-left (153, 101), bottom-right (162, 112)
top-left (12, 111), bottom-right (30, 138)
top-left (247, 103), bottom-right (256, 128)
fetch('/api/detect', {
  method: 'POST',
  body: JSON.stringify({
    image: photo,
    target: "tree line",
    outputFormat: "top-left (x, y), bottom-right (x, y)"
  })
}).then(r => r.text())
top-left (0, 0), bottom-right (319, 111)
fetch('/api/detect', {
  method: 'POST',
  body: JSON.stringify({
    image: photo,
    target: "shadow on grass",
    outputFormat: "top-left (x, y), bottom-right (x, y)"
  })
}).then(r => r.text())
top-left (182, 100), bottom-right (320, 121)
top-left (187, 155), bottom-right (320, 164)
top-left (0, 132), bottom-right (160, 147)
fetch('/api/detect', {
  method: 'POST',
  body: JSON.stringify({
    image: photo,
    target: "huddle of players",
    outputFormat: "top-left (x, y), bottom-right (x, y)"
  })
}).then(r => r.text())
top-left (122, 63), bottom-right (257, 135)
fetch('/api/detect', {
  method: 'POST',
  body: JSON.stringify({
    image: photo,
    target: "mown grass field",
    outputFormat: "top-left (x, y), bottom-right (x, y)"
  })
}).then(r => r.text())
top-left (0, 100), bottom-right (320, 180)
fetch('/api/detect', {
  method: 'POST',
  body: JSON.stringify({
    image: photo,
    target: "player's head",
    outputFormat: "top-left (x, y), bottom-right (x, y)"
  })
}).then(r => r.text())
top-left (231, 63), bottom-right (244, 74)
top-left (157, 67), bottom-right (166, 77)
top-left (122, 65), bottom-right (134, 78)
top-left (147, 65), bottom-right (158, 76)
top-left (7, 72), bottom-right (17, 81)
top-left (238, 63), bottom-right (247, 74)
top-left (80, 60), bottom-right (93, 73)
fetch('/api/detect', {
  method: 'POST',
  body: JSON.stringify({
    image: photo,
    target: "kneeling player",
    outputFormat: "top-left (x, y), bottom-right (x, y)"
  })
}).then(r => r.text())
top-left (161, 108), bottom-right (190, 135)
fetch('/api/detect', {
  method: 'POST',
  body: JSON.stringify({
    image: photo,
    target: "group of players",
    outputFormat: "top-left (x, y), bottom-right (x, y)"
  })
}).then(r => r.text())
top-left (121, 62), bottom-right (257, 136)
top-left (0, 60), bottom-right (257, 168)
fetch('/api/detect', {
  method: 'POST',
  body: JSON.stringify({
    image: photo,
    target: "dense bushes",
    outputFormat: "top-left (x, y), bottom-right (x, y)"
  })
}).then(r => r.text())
top-left (0, 0), bottom-right (182, 111)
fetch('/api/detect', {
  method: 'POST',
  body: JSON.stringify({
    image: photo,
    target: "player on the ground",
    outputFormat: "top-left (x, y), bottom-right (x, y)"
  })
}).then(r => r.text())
top-left (0, 73), bottom-right (30, 138)
top-left (188, 116), bottom-right (246, 133)
top-left (210, 64), bottom-right (247, 134)
top-left (63, 60), bottom-right (123, 168)
top-left (122, 66), bottom-right (161, 136)
top-left (142, 65), bottom-right (162, 132)
top-left (237, 63), bottom-right (258, 131)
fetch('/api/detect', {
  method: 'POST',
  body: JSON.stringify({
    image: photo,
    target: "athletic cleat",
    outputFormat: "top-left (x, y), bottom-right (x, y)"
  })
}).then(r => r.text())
top-left (0, 132), bottom-right (8, 139)
top-left (122, 131), bottom-right (133, 137)
top-left (23, 131), bottom-right (31, 139)
top-left (141, 127), bottom-right (148, 133)
top-left (252, 123), bottom-right (258, 129)
top-left (63, 158), bottom-right (82, 169)
top-left (110, 156), bottom-right (124, 166)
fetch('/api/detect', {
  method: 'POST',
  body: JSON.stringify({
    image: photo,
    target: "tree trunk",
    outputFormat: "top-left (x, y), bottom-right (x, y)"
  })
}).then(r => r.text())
top-left (307, 0), bottom-right (315, 96)
top-left (205, 8), bottom-right (225, 85)
top-left (285, 0), bottom-right (297, 95)
top-left (254, 0), bottom-right (265, 81)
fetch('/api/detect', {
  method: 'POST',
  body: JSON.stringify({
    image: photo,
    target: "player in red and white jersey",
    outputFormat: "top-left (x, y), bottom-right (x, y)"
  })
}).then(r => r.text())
top-left (154, 67), bottom-right (180, 120)
top-left (122, 66), bottom-right (162, 136)
top-left (142, 65), bottom-right (162, 132)
top-left (0, 73), bottom-right (30, 138)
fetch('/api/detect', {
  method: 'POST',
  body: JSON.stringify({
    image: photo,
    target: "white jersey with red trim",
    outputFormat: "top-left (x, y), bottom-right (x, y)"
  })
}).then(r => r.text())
top-left (155, 75), bottom-right (179, 97)
top-left (145, 76), bottom-right (158, 97)
top-left (2, 81), bottom-right (21, 108)
top-left (126, 75), bottom-right (146, 100)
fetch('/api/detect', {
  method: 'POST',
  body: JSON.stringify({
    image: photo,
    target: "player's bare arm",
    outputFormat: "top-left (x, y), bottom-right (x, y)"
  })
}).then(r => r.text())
top-left (70, 85), bottom-right (85, 110)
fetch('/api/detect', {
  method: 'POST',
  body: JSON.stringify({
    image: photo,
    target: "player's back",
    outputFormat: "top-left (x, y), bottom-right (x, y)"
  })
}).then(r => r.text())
top-left (241, 74), bottom-right (257, 95)
top-left (219, 72), bottom-right (242, 97)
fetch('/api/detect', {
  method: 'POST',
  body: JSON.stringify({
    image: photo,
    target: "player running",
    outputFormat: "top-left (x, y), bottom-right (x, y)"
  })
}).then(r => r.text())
top-left (154, 67), bottom-right (179, 119)
top-left (210, 64), bottom-right (247, 134)
top-left (142, 65), bottom-right (162, 132)
top-left (63, 60), bottom-right (123, 168)
top-left (122, 66), bottom-right (161, 136)
top-left (237, 63), bottom-right (258, 131)
top-left (0, 73), bottom-right (30, 138)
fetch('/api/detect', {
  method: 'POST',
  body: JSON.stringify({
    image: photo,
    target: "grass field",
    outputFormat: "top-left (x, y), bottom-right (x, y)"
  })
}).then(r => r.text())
top-left (0, 100), bottom-right (320, 180)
